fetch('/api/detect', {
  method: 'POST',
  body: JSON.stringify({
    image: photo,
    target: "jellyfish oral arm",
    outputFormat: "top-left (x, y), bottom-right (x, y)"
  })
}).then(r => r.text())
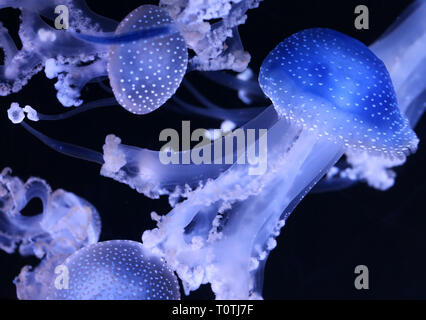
top-left (100, 106), bottom-right (278, 201)
top-left (142, 117), bottom-right (345, 299)
top-left (0, 168), bottom-right (101, 300)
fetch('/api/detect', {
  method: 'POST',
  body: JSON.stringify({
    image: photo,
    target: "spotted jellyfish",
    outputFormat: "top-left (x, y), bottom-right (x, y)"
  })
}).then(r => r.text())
top-left (65, 4), bottom-right (188, 114)
top-left (0, 2), bottom-right (188, 114)
top-left (45, 240), bottom-right (181, 300)
top-left (105, 5), bottom-right (188, 114)
top-left (139, 28), bottom-right (418, 299)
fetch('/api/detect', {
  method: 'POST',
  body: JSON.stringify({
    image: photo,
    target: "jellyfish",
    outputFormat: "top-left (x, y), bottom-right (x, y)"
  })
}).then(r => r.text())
top-left (0, 1), bottom-right (189, 114)
top-left (137, 28), bottom-right (418, 299)
top-left (44, 240), bottom-right (180, 300)
top-left (106, 5), bottom-right (187, 114)
top-left (0, 0), bottom-right (259, 115)
top-left (0, 167), bottom-right (101, 299)
top-left (9, 26), bottom-right (418, 299)
top-left (194, 0), bottom-right (426, 193)
top-left (170, 0), bottom-right (426, 192)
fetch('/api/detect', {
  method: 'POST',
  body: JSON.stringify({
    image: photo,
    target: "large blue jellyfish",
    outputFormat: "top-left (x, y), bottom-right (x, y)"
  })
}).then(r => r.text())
top-left (139, 28), bottom-right (418, 299)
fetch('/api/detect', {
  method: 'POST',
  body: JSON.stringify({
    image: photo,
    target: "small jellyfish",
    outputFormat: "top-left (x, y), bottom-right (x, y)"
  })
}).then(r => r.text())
top-left (107, 5), bottom-right (188, 114)
top-left (46, 240), bottom-right (181, 300)
top-left (69, 4), bottom-right (188, 114)
top-left (0, 2), bottom-right (188, 114)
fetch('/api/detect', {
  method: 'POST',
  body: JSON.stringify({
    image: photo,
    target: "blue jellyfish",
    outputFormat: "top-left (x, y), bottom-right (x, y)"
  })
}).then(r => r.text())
top-left (46, 240), bottom-right (180, 300)
top-left (139, 28), bottom-right (418, 299)
top-left (259, 28), bottom-right (418, 157)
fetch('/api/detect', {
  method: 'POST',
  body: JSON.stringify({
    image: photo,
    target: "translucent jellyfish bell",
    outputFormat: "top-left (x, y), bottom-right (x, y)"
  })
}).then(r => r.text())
top-left (259, 28), bottom-right (418, 158)
top-left (46, 240), bottom-right (181, 300)
top-left (108, 5), bottom-right (188, 114)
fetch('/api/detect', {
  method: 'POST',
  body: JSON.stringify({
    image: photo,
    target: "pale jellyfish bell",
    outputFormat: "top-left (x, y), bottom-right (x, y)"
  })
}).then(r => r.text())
top-left (106, 5), bottom-right (188, 115)
top-left (74, 4), bottom-right (188, 115)
top-left (46, 240), bottom-right (181, 300)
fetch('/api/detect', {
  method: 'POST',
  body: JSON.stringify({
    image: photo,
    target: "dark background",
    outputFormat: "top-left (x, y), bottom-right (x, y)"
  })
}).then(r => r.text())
top-left (0, 0), bottom-right (424, 299)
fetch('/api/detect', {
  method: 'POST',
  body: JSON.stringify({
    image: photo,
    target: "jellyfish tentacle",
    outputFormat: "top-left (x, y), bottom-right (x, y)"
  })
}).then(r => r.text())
top-left (19, 121), bottom-right (104, 164)
top-left (26, 98), bottom-right (119, 122)
top-left (100, 105), bottom-right (278, 201)
top-left (8, 100), bottom-right (278, 202)
top-left (70, 24), bottom-right (177, 45)
top-left (171, 96), bottom-right (265, 125)
top-left (0, 168), bottom-right (101, 300)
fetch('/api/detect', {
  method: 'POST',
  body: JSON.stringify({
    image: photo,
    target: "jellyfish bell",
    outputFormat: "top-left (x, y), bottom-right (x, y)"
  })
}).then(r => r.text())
top-left (68, 5), bottom-right (188, 114)
top-left (71, 4), bottom-right (188, 115)
top-left (45, 240), bottom-right (181, 300)
top-left (259, 28), bottom-right (419, 159)
top-left (107, 5), bottom-right (188, 115)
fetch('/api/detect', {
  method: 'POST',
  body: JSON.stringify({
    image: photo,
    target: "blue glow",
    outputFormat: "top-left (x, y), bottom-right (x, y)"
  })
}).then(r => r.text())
top-left (259, 28), bottom-right (418, 158)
